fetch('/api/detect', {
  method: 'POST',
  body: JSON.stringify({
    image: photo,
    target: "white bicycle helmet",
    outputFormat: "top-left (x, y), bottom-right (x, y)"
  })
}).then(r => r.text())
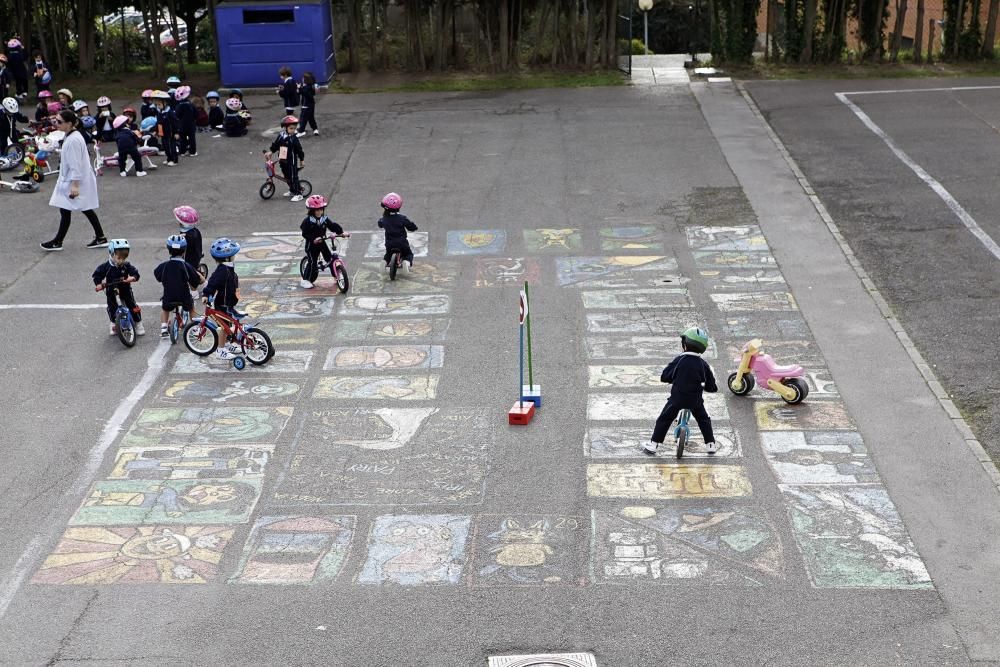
top-left (72, 100), bottom-right (88, 112)
top-left (1, 97), bottom-right (18, 114)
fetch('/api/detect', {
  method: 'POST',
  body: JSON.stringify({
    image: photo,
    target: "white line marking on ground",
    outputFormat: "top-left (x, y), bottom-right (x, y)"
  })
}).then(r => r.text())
top-left (0, 342), bottom-right (170, 619)
top-left (0, 302), bottom-right (161, 310)
top-left (837, 84), bottom-right (1000, 96)
top-left (836, 91), bottom-right (1000, 262)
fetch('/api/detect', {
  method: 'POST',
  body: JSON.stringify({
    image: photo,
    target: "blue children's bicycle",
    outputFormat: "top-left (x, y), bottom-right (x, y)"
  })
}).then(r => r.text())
top-left (96, 279), bottom-right (138, 348)
top-left (674, 409), bottom-right (692, 459)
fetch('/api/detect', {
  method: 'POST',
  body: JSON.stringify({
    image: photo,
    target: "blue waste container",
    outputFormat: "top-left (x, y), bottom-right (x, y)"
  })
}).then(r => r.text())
top-left (215, 0), bottom-right (336, 87)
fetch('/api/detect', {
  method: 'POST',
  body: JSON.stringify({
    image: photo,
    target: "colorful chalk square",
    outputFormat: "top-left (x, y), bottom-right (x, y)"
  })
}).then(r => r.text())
top-left (685, 225), bottom-right (770, 252)
top-left (232, 516), bottom-right (356, 585)
top-left (352, 262), bottom-right (460, 293)
top-left (599, 226), bottom-right (665, 252)
top-left (523, 228), bottom-right (582, 253)
top-left (710, 292), bottom-right (798, 312)
top-left (324, 345), bottom-right (444, 370)
top-left (32, 526), bottom-right (235, 585)
top-left (263, 322), bottom-right (321, 346)
top-left (109, 445), bottom-right (273, 480)
top-left (338, 295), bottom-right (451, 316)
top-left (238, 260), bottom-right (298, 278)
top-left (587, 464), bottom-right (752, 500)
top-left (556, 256), bottom-right (679, 288)
top-left (591, 506), bottom-right (782, 585)
top-left (70, 478), bottom-right (262, 525)
top-left (314, 375), bottom-right (439, 400)
top-left (172, 350), bottom-right (314, 375)
top-left (240, 235), bottom-right (304, 261)
top-left (470, 515), bottom-right (588, 586)
top-left (274, 408), bottom-right (491, 506)
top-left (584, 426), bottom-right (741, 459)
top-left (474, 258), bottom-right (542, 287)
top-left (698, 269), bottom-right (786, 292)
top-left (447, 230), bottom-right (507, 255)
top-left (780, 485), bottom-right (932, 588)
top-left (584, 335), bottom-right (717, 360)
top-left (357, 514), bottom-right (472, 585)
top-left (582, 288), bottom-right (692, 310)
top-left (586, 311), bottom-right (705, 335)
top-left (693, 251), bottom-right (777, 269)
top-left (760, 432), bottom-right (876, 484)
top-left (242, 295), bottom-right (336, 320)
top-left (587, 392), bottom-right (728, 421)
top-left (365, 231), bottom-right (429, 258)
top-left (122, 407), bottom-right (293, 447)
top-left (158, 378), bottom-right (304, 404)
top-left (721, 314), bottom-right (812, 340)
top-left (588, 365), bottom-right (662, 389)
top-left (332, 318), bottom-right (451, 342)
top-left (755, 400), bottom-right (855, 431)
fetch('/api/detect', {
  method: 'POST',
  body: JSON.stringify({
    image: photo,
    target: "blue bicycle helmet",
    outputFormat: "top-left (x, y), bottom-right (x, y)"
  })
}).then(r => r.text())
top-left (229, 88), bottom-right (243, 98)
top-left (210, 237), bottom-right (241, 259)
top-left (108, 238), bottom-right (130, 255)
top-left (166, 234), bottom-right (187, 250)
top-left (139, 116), bottom-right (157, 132)
top-left (206, 90), bottom-right (220, 100)
top-left (81, 115), bottom-right (96, 129)
top-left (166, 75), bottom-right (181, 85)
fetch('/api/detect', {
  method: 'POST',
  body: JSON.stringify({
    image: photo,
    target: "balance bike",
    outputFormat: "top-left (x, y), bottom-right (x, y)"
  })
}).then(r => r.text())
top-left (727, 338), bottom-right (809, 405)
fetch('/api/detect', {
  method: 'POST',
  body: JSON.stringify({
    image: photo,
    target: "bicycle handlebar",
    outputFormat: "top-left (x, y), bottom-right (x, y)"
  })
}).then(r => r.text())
top-left (95, 277), bottom-right (136, 292)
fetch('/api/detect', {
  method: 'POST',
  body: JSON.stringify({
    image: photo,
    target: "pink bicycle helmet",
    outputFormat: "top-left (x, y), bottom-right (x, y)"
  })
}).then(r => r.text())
top-left (381, 192), bottom-right (403, 211)
top-left (281, 115), bottom-right (298, 126)
top-left (173, 205), bottom-right (200, 227)
top-left (306, 195), bottom-right (328, 209)
top-left (46, 102), bottom-right (60, 114)
top-left (141, 89), bottom-right (153, 98)
top-left (7, 39), bottom-right (21, 48)
top-left (96, 96), bottom-right (111, 107)
top-left (175, 85), bottom-right (191, 101)
top-left (38, 90), bottom-right (53, 99)
top-left (225, 98), bottom-right (241, 110)
top-left (112, 115), bottom-right (129, 129)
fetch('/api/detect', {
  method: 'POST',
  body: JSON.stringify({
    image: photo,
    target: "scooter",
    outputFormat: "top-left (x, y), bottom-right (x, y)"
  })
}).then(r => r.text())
top-left (727, 338), bottom-right (809, 405)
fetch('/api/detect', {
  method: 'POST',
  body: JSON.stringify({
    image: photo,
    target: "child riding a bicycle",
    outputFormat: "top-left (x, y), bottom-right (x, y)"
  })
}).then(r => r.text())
top-left (299, 194), bottom-right (348, 289)
top-left (202, 237), bottom-right (244, 359)
top-left (93, 238), bottom-right (144, 337)
top-left (154, 235), bottom-right (204, 338)
top-left (644, 327), bottom-right (718, 456)
top-left (377, 192), bottom-right (417, 272)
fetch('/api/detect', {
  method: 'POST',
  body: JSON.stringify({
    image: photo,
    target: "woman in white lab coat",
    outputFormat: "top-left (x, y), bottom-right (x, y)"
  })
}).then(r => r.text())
top-left (40, 109), bottom-right (107, 251)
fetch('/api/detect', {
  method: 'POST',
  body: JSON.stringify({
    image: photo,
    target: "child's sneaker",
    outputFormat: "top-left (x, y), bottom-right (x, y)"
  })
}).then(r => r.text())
top-left (160, 324), bottom-right (169, 338)
top-left (706, 442), bottom-right (718, 455)
top-left (135, 322), bottom-right (146, 336)
top-left (313, 129), bottom-right (319, 136)
top-left (136, 170), bottom-right (147, 177)
top-left (109, 323), bottom-right (118, 336)
top-left (282, 191), bottom-right (291, 197)
top-left (290, 194), bottom-right (303, 202)
top-left (119, 171), bottom-right (127, 177)
top-left (403, 260), bottom-right (411, 273)
top-left (188, 152), bottom-right (198, 157)
top-left (217, 347), bottom-right (235, 360)
top-left (300, 279), bottom-right (314, 289)
top-left (642, 441), bottom-right (658, 455)
top-left (295, 131), bottom-right (305, 138)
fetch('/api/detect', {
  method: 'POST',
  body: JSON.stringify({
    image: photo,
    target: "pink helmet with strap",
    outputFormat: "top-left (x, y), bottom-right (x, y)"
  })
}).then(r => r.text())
top-left (141, 89), bottom-right (154, 98)
top-left (173, 205), bottom-right (200, 227)
top-left (112, 115), bottom-right (129, 129)
top-left (7, 39), bottom-right (21, 48)
top-left (381, 192), bottom-right (402, 211)
top-left (306, 195), bottom-right (328, 209)
top-left (38, 90), bottom-right (53, 99)
top-left (225, 97), bottom-right (241, 110)
top-left (46, 102), bottom-right (60, 114)
top-left (175, 85), bottom-right (191, 101)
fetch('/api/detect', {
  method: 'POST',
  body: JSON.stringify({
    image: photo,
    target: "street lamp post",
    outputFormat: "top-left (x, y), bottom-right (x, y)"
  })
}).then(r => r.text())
top-left (638, 0), bottom-right (653, 55)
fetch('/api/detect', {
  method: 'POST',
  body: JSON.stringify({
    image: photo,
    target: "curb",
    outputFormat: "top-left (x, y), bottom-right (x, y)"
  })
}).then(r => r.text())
top-left (735, 81), bottom-right (1000, 492)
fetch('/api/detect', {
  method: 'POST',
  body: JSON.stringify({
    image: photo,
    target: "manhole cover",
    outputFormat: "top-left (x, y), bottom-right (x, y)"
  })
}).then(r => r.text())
top-left (488, 652), bottom-right (597, 667)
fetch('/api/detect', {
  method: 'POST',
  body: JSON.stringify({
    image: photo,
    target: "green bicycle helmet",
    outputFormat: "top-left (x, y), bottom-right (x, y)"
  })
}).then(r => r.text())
top-left (680, 326), bottom-right (709, 354)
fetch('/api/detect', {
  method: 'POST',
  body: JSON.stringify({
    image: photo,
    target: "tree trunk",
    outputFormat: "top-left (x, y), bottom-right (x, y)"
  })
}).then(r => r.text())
top-left (207, 0), bottom-right (221, 78)
top-left (40, 0), bottom-right (64, 71)
top-left (379, 1), bottom-right (388, 69)
top-left (165, 0), bottom-right (187, 77)
top-left (870, 0), bottom-right (886, 61)
top-left (571, 0), bottom-right (579, 64)
top-left (435, 0), bottom-right (447, 69)
top-left (531, 2), bottom-right (550, 64)
top-left (499, 1), bottom-right (509, 70)
top-left (139, 0), bottom-right (167, 78)
top-left (345, 0), bottom-right (360, 72)
top-left (913, 0), bottom-right (925, 61)
top-left (800, 0), bottom-right (817, 61)
top-left (603, 0), bottom-right (619, 67)
top-left (983, 0), bottom-right (1000, 56)
top-left (584, 0), bottom-right (595, 67)
top-left (890, 0), bottom-right (908, 60)
top-left (181, 10), bottom-right (202, 64)
top-left (76, 0), bottom-right (97, 72)
top-left (927, 17), bottom-right (936, 61)
top-left (414, 0), bottom-right (426, 69)
top-left (953, 0), bottom-right (965, 57)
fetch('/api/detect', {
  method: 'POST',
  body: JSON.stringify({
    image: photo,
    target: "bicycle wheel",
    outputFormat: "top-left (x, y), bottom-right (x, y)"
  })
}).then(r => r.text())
top-left (259, 181), bottom-right (275, 199)
top-left (299, 256), bottom-right (311, 280)
top-left (389, 253), bottom-right (399, 281)
top-left (243, 327), bottom-right (274, 365)
top-left (183, 319), bottom-right (218, 356)
top-left (334, 262), bottom-right (349, 294)
top-left (298, 179), bottom-right (312, 197)
top-left (169, 312), bottom-right (181, 345)
top-left (116, 310), bottom-right (136, 348)
top-left (675, 427), bottom-right (688, 459)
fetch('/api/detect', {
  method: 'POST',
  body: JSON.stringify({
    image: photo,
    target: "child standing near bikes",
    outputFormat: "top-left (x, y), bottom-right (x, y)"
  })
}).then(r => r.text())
top-left (113, 114), bottom-right (147, 177)
top-left (378, 192), bottom-right (417, 272)
top-left (153, 90), bottom-right (178, 166)
top-left (93, 239), bottom-right (145, 337)
top-left (202, 237), bottom-right (244, 360)
top-left (265, 115), bottom-right (305, 201)
top-left (644, 327), bottom-right (718, 456)
top-left (174, 205), bottom-right (204, 313)
top-left (299, 194), bottom-right (348, 289)
top-left (154, 235), bottom-right (204, 339)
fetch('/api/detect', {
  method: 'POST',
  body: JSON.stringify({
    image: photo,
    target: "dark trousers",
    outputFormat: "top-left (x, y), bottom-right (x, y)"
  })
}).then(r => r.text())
top-left (178, 123), bottom-right (196, 154)
top-left (299, 106), bottom-right (317, 130)
top-left (105, 285), bottom-right (142, 322)
top-left (54, 208), bottom-right (105, 243)
top-left (383, 242), bottom-right (414, 265)
top-left (162, 133), bottom-right (178, 162)
top-left (651, 396), bottom-right (715, 444)
top-left (304, 241), bottom-right (334, 281)
top-left (118, 146), bottom-right (142, 173)
top-left (279, 160), bottom-right (301, 194)
top-left (12, 68), bottom-right (28, 96)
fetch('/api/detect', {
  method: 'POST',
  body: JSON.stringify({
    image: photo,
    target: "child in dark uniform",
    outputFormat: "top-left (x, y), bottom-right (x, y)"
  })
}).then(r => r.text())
top-left (174, 85), bottom-right (197, 156)
top-left (154, 235), bottom-right (204, 338)
top-left (202, 237), bottom-right (244, 360)
top-left (299, 194), bottom-right (349, 289)
top-left (277, 66), bottom-right (299, 118)
top-left (153, 90), bottom-right (178, 165)
top-left (139, 89), bottom-right (157, 120)
top-left (113, 114), bottom-right (147, 177)
top-left (174, 205), bottom-right (204, 281)
top-left (206, 91), bottom-right (224, 130)
top-left (223, 97), bottom-right (248, 137)
top-left (265, 115), bottom-right (304, 201)
top-left (298, 71), bottom-right (319, 136)
top-left (377, 192), bottom-right (417, 272)
top-left (644, 327), bottom-right (718, 455)
top-left (93, 239), bottom-right (145, 337)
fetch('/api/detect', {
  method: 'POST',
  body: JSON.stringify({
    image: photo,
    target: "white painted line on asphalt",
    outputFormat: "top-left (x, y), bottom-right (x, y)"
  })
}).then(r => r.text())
top-left (0, 302), bottom-right (161, 310)
top-left (0, 340), bottom-right (170, 619)
top-left (836, 91), bottom-right (1000, 263)
top-left (836, 84), bottom-right (1000, 96)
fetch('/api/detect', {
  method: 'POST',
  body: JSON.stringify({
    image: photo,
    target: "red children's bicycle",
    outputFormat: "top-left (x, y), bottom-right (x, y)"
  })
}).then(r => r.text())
top-left (182, 299), bottom-right (274, 370)
top-left (258, 152), bottom-right (312, 200)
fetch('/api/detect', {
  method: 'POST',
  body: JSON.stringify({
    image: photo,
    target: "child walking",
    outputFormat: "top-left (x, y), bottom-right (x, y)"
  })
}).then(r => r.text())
top-left (93, 239), bottom-right (145, 337)
top-left (155, 235), bottom-right (204, 338)
top-left (298, 71), bottom-right (319, 136)
top-left (378, 192), bottom-right (417, 272)
top-left (299, 194), bottom-right (348, 288)
top-left (644, 327), bottom-right (718, 455)
top-left (277, 66), bottom-right (299, 117)
top-left (265, 115), bottom-right (305, 201)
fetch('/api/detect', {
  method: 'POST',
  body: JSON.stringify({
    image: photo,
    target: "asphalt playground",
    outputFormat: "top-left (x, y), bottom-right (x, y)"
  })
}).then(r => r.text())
top-left (0, 72), bottom-right (997, 665)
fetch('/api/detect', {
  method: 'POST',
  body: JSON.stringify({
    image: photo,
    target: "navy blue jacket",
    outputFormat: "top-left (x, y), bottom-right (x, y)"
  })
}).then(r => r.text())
top-left (202, 264), bottom-right (239, 308)
top-left (175, 100), bottom-right (195, 128)
top-left (182, 227), bottom-right (203, 268)
top-left (301, 215), bottom-right (344, 245)
top-left (115, 127), bottom-right (138, 151)
top-left (140, 102), bottom-right (157, 120)
top-left (299, 82), bottom-right (316, 108)
top-left (208, 105), bottom-right (224, 128)
top-left (223, 109), bottom-right (246, 136)
top-left (157, 106), bottom-right (177, 135)
top-left (279, 77), bottom-right (300, 108)
top-left (154, 257), bottom-right (202, 303)
top-left (268, 131), bottom-right (303, 163)
top-left (93, 260), bottom-right (140, 287)
top-left (378, 213), bottom-right (417, 249)
top-left (660, 352), bottom-right (718, 402)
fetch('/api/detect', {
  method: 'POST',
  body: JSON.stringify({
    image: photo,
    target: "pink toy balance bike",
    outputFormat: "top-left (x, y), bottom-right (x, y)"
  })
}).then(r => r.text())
top-left (727, 338), bottom-right (809, 405)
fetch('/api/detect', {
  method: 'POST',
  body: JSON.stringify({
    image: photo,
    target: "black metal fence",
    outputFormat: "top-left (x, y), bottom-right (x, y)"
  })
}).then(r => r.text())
top-left (617, 13), bottom-right (632, 75)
